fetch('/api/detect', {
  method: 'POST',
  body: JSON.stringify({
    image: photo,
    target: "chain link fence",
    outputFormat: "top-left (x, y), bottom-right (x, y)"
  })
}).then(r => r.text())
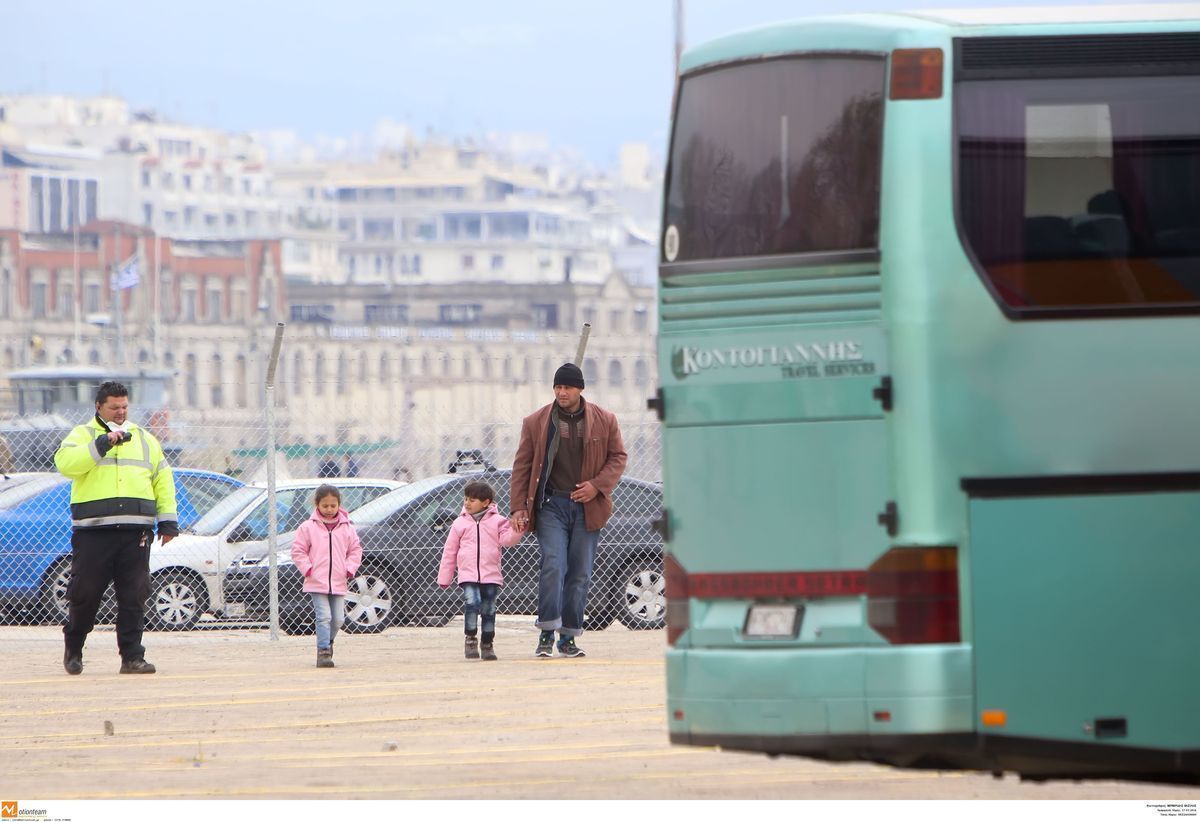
top-left (0, 331), bottom-right (664, 638)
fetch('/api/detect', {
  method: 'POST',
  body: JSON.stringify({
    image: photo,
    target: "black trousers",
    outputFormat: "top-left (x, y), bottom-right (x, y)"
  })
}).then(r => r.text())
top-left (62, 528), bottom-right (152, 661)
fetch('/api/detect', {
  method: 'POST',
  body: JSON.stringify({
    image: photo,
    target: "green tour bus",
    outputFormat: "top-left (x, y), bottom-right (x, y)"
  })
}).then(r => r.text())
top-left (656, 4), bottom-right (1200, 783)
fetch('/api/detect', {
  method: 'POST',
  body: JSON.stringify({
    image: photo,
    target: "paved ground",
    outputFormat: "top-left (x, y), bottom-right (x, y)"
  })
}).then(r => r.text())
top-left (3, 619), bottom-right (1199, 801)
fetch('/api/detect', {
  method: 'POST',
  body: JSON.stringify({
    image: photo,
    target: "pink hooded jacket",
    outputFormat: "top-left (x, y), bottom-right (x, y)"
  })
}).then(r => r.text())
top-left (437, 503), bottom-right (522, 587)
top-left (291, 508), bottom-right (363, 595)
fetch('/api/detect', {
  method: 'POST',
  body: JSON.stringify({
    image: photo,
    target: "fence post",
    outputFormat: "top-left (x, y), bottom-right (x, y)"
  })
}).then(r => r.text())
top-left (574, 322), bottom-right (591, 366)
top-left (264, 322), bottom-right (285, 640)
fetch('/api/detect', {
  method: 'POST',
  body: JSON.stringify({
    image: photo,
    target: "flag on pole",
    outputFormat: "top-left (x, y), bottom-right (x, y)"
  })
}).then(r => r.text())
top-left (110, 255), bottom-right (140, 290)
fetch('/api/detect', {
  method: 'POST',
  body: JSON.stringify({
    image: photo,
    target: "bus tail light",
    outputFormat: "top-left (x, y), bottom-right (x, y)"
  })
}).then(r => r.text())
top-left (866, 546), bottom-right (960, 644)
top-left (889, 48), bottom-right (944, 100)
top-left (665, 553), bottom-right (689, 646)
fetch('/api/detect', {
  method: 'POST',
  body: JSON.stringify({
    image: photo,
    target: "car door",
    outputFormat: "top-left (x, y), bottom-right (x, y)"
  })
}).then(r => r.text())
top-left (217, 488), bottom-right (305, 608)
top-left (487, 471), bottom-right (540, 614)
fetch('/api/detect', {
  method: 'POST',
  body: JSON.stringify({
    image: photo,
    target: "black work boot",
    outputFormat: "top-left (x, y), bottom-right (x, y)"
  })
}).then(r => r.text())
top-left (63, 647), bottom-right (83, 676)
top-left (464, 634), bottom-right (480, 659)
top-left (480, 632), bottom-right (497, 661)
top-left (119, 658), bottom-right (156, 674)
top-left (316, 647), bottom-right (335, 668)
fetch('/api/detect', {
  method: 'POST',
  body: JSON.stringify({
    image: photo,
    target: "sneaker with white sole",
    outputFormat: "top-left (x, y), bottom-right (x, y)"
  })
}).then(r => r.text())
top-left (556, 637), bottom-right (585, 658)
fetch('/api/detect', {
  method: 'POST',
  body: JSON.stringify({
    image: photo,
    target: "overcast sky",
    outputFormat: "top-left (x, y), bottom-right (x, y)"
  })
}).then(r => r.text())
top-left (4, 0), bottom-right (1107, 166)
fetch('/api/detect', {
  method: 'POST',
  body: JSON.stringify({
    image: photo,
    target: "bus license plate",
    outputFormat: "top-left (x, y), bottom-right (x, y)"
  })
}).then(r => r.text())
top-left (743, 604), bottom-right (802, 639)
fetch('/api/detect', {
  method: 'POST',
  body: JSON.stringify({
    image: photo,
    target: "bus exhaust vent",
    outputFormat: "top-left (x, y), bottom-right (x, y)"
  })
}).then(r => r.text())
top-left (956, 33), bottom-right (1200, 80)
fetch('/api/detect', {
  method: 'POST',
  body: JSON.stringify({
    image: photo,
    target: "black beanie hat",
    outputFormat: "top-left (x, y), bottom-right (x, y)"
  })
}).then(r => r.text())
top-left (553, 362), bottom-right (585, 389)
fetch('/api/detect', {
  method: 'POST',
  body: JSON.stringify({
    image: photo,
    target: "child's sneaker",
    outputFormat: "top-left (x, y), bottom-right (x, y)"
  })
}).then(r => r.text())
top-left (464, 635), bottom-right (480, 659)
top-left (556, 637), bottom-right (586, 658)
top-left (534, 630), bottom-right (555, 657)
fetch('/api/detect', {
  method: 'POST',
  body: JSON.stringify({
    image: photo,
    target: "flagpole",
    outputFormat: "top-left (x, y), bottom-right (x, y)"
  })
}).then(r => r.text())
top-left (112, 225), bottom-right (124, 368)
top-left (72, 216), bottom-right (80, 362)
top-left (153, 229), bottom-right (161, 365)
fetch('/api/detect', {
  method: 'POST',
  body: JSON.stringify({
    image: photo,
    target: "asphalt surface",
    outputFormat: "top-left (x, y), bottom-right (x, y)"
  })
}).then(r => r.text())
top-left (3, 619), bottom-right (1199, 802)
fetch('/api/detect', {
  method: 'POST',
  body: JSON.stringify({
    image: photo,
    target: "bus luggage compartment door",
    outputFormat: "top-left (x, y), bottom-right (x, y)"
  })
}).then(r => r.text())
top-left (968, 488), bottom-right (1200, 759)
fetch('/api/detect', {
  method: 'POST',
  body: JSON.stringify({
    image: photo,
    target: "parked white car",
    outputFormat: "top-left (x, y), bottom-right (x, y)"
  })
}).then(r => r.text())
top-left (146, 478), bottom-right (402, 629)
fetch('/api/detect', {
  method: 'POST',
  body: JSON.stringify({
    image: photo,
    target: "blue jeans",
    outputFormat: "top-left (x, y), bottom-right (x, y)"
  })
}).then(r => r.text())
top-left (309, 593), bottom-right (345, 650)
top-left (535, 495), bottom-right (600, 637)
top-left (462, 582), bottom-right (499, 637)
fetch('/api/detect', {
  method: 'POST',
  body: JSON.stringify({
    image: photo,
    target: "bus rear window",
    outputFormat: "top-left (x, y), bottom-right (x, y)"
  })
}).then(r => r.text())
top-left (663, 56), bottom-right (885, 266)
top-left (957, 74), bottom-right (1200, 313)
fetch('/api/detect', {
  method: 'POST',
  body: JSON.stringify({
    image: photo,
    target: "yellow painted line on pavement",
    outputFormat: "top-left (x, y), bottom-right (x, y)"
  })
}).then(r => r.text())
top-left (0, 704), bottom-right (666, 746)
top-left (0, 676), bottom-right (660, 719)
top-left (0, 657), bottom-right (663, 689)
top-left (41, 758), bottom-right (959, 800)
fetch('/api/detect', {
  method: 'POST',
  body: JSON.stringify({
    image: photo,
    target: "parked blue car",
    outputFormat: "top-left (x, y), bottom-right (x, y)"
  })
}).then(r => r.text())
top-left (0, 469), bottom-right (245, 623)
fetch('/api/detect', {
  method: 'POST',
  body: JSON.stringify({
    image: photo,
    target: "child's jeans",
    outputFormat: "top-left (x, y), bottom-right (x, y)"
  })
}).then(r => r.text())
top-left (309, 593), bottom-right (345, 650)
top-left (462, 583), bottom-right (499, 637)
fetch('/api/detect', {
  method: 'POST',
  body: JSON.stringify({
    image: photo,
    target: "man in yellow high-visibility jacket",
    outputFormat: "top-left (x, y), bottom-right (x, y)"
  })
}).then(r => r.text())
top-left (55, 380), bottom-right (178, 676)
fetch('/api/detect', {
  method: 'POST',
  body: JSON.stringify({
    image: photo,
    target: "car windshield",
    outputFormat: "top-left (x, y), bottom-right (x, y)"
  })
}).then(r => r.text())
top-left (349, 475), bottom-right (456, 525)
top-left (0, 475), bottom-right (66, 511)
top-left (188, 486), bottom-right (263, 535)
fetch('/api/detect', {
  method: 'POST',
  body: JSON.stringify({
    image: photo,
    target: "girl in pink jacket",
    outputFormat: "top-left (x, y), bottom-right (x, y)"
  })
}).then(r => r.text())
top-left (291, 484), bottom-right (362, 668)
top-left (437, 480), bottom-right (524, 660)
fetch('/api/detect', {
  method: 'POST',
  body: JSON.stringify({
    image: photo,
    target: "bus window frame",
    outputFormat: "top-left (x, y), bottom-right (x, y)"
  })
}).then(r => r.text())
top-left (951, 34), bottom-right (1200, 320)
top-left (659, 51), bottom-right (887, 278)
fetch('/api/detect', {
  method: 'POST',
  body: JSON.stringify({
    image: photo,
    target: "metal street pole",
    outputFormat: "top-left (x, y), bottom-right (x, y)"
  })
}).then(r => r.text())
top-left (264, 321), bottom-right (285, 640)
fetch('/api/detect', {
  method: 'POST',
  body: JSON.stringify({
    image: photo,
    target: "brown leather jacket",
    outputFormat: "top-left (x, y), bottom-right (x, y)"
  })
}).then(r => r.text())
top-left (510, 399), bottom-right (627, 531)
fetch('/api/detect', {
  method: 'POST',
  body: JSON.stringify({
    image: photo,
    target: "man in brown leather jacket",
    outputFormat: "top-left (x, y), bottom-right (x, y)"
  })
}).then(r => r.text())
top-left (511, 363), bottom-right (627, 658)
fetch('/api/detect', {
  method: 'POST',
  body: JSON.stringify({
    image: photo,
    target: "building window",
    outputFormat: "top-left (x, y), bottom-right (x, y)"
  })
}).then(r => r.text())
top-left (143, 203), bottom-right (154, 226)
top-left (85, 283), bottom-right (101, 313)
top-left (211, 354), bottom-right (223, 407)
top-left (49, 178), bottom-right (63, 232)
top-left (462, 254), bottom-right (474, 270)
top-left (438, 303), bottom-right (482, 325)
top-left (337, 353), bottom-right (348, 393)
top-left (57, 281), bottom-right (73, 317)
top-left (584, 357), bottom-right (598, 385)
top-left (29, 176), bottom-right (44, 232)
top-left (183, 174), bottom-right (192, 190)
top-left (289, 304), bottom-right (334, 323)
top-left (632, 305), bottom-right (649, 332)
top-left (608, 359), bottom-right (624, 387)
top-left (379, 353), bottom-right (391, 383)
top-left (364, 304), bottom-right (408, 325)
top-left (532, 303), bottom-right (558, 329)
top-left (141, 170), bottom-right (151, 188)
top-left (206, 289), bottom-right (222, 322)
top-left (635, 359), bottom-right (649, 387)
top-left (182, 289), bottom-right (197, 322)
top-left (185, 354), bottom-right (198, 406)
top-left (84, 180), bottom-right (97, 223)
top-left (491, 254), bottom-right (503, 271)
top-left (315, 352), bottom-right (325, 396)
top-left (235, 355), bottom-right (248, 408)
top-left (609, 309), bottom-right (624, 333)
top-left (292, 351), bottom-right (304, 393)
top-left (31, 282), bottom-right (47, 318)
top-left (582, 306), bottom-right (596, 325)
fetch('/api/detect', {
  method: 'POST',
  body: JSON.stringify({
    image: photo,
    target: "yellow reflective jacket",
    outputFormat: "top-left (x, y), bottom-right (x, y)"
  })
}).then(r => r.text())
top-left (54, 417), bottom-right (178, 534)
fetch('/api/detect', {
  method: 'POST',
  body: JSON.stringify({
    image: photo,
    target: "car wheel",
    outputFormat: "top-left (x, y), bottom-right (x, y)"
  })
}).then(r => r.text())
top-left (616, 557), bottom-right (666, 630)
top-left (42, 558), bottom-right (72, 625)
top-left (343, 564), bottom-right (397, 634)
top-left (146, 570), bottom-right (208, 631)
top-left (582, 606), bottom-right (616, 631)
top-left (281, 612), bottom-right (316, 635)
